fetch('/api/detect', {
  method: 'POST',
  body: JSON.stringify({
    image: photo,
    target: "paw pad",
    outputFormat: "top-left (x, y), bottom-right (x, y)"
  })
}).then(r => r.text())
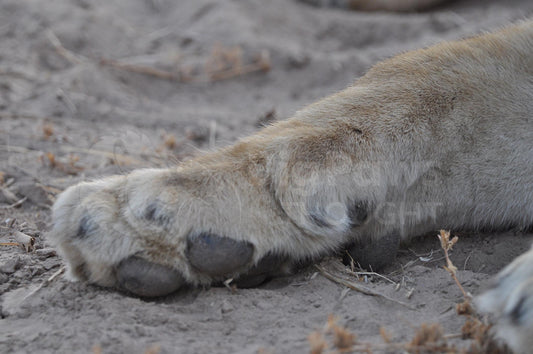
top-left (186, 233), bottom-right (254, 277)
top-left (116, 256), bottom-right (185, 297)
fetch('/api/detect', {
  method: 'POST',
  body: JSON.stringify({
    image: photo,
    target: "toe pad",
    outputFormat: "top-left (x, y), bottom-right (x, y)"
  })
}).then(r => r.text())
top-left (116, 256), bottom-right (185, 297)
top-left (186, 233), bottom-right (254, 277)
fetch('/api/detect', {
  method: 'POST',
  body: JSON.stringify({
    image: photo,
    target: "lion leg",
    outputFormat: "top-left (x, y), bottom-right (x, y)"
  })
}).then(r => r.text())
top-left (48, 109), bottom-right (400, 297)
top-left (49, 20), bottom-right (533, 298)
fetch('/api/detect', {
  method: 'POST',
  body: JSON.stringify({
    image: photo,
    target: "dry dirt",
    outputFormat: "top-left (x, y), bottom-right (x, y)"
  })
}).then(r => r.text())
top-left (1, 0), bottom-right (532, 353)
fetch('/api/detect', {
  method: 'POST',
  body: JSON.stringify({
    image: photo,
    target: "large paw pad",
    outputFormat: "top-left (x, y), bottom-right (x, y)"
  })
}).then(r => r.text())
top-left (186, 233), bottom-right (254, 277)
top-left (116, 256), bottom-right (185, 297)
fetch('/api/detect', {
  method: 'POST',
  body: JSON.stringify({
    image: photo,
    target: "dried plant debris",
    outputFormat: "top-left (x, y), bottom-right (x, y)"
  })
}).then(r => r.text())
top-left (42, 123), bottom-right (54, 140)
top-left (308, 331), bottom-right (328, 354)
top-left (100, 45), bottom-right (270, 83)
top-left (327, 315), bottom-right (357, 351)
top-left (41, 152), bottom-right (84, 175)
top-left (0, 174), bottom-right (25, 208)
top-left (408, 323), bottom-right (451, 353)
top-left (438, 230), bottom-right (469, 299)
top-left (308, 315), bottom-right (357, 354)
top-left (315, 262), bottom-right (415, 309)
top-left (92, 344), bottom-right (161, 354)
top-left (307, 231), bottom-right (511, 353)
top-left (0, 219), bottom-right (36, 252)
top-left (0, 186), bottom-right (20, 205)
top-left (45, 28), bottom-right (271, 83)
top-left (163, 133), bottom-right (177, 150)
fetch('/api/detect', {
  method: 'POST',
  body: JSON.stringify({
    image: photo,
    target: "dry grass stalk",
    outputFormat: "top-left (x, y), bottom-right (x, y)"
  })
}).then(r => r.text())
top-left (100, 46), bottom-right (270, 83)
top-left (207, 49), bottom-right (270, 81)
top-left (43, 152), bottom-right (84, 175)
top-left (438, 230), bottom-right (469, 299)
top-left (308, 331), bottom-right (327, 354)
top-left (408, 323), bottom-right (449, 353)
top-left (46, 26), bottom-right (270, 83)
top-left (60, 145), bottom-right (148, 165)
top-left (45, 29), bottom-right (88, 64)
top-left (437, 230), bottom-right (510, 353)
top-left (325, 315), bottom-right (357, 352)
top-left (379, 327), bottom-right (392, 343)
top-left (144, 345), bottom-right (160, 354)
top-left (18, 267), bottom-right (65, 303)
top-left (42, 123), bottom-right (54, 140)
top-left (163, 134), bottom-right (177, 149)
top-left (1, 144), bottom-right (159, 169)
top-left (315, 264), bottom-right (416, 310)
top-left (92, 341), bottom-right (161, 353)
top-left (100, 58), bottom-right (180, 80)
top-left (308, 315), bottom-right (357, 353)
top-left (345, 269), bottom-right (397, 285)
top-left (37, 183), bottom-right (62, 196)
top-left (1, 186), bottom-right (20, 204)
top-left (256, 349), bottom-right (274, 354)
top-left (0, 242), bottom-right (20, 247)
top-left (0, 196), bottom-right (27, 209)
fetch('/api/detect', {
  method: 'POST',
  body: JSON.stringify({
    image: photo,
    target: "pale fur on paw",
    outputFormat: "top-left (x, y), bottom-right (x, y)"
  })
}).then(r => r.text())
top-left (476, 246), bottom-right (533, 354)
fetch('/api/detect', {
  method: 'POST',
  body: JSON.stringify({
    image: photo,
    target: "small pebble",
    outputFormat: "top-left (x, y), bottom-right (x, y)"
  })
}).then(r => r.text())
top-left (0, 257), bottom-right (20, 274)
top-left (0, 273), bottom-right (8, 284)
top-left (253, 300), bottom-right (271, 310)
top-left (221, 300), bottom-right (234, 313)
top-left (35, 248), bottom-right (57, 258)
top-left (42, 258), bottom-right (61, 270)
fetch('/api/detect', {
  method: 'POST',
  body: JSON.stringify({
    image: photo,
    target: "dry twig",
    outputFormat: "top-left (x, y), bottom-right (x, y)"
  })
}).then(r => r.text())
top-left (19, 266), bottom-right (65, 302)
top-left (0, 242), bottom-right (20, 247)
top-left (100, 58), bottom-right (179, 80)
top-left (315, 265), bottom-right (416, 310)
top-left (345, 269), bottom-right (397, 285)
top-left (0, 144), bottom-right (151, 168)
top-left (45, 29), bottom-right (88, 64)
top-left (100, 47), bottom-right (270, 83)
top-left (0, 196), bottom-right (27, 209)
top-left (1, 186), bottom-right (19, 204)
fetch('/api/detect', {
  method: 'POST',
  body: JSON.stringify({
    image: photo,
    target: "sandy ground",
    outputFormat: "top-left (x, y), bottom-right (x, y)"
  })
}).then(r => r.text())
top-left (1, 0), bottom-right (532, 353)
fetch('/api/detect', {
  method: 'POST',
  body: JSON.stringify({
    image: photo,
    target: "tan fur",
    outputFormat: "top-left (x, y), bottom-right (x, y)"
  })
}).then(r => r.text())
top-left (49, 20), bottom-right (533, 352)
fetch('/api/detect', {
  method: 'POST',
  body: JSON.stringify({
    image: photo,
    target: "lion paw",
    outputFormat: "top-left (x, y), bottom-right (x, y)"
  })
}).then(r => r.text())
top-left (476, 247), bottom-right (533, 354)
top-left (48, 167), bottom-right (302, 297)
